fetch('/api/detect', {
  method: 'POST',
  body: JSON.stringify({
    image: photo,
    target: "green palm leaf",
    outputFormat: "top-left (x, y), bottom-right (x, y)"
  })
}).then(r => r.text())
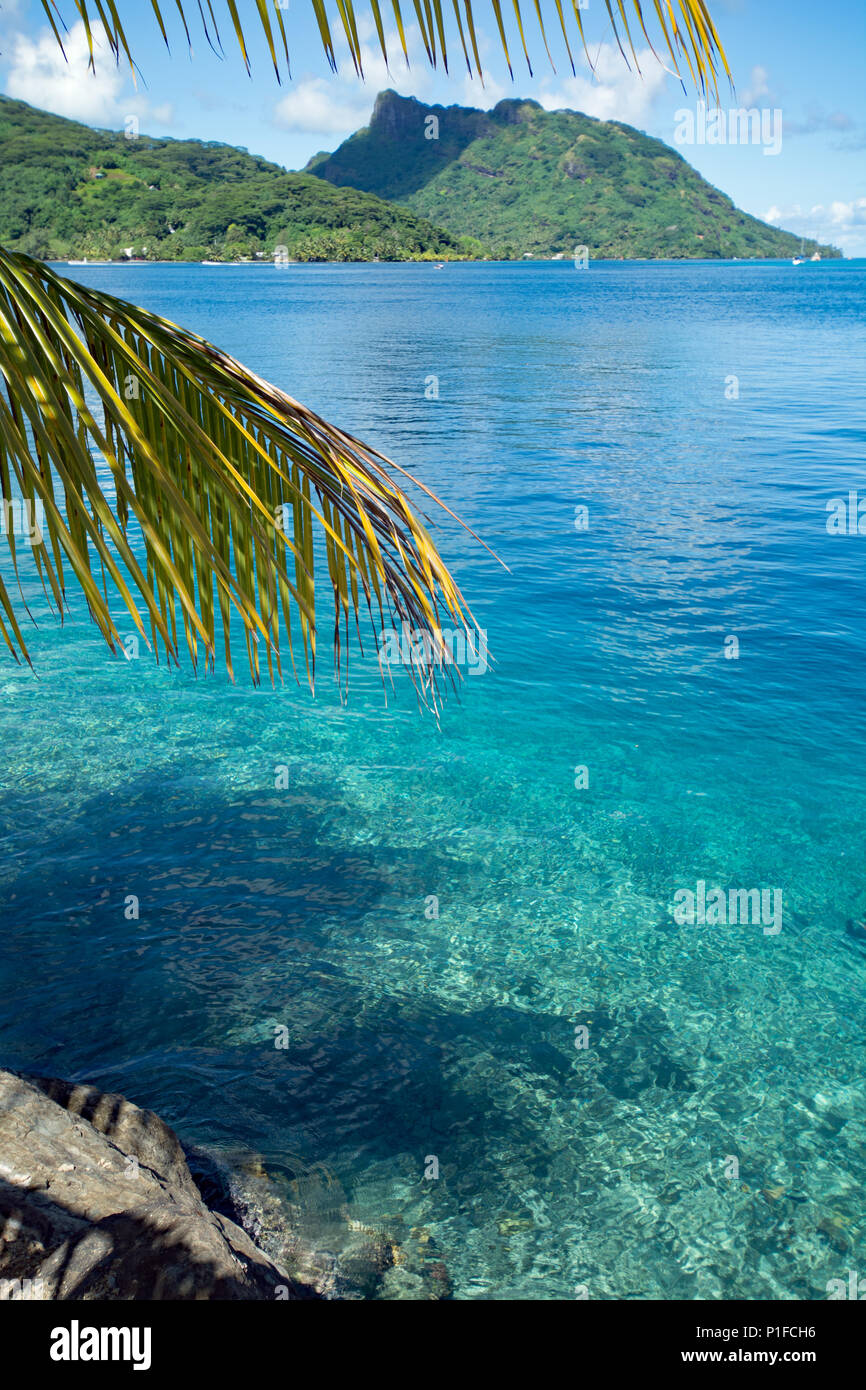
top-left (41, 0), bottom-right (731, 96)
top-left (0, 248), bottom-right (482, 699)
top-left (7, 1), bottom-right (730, 693)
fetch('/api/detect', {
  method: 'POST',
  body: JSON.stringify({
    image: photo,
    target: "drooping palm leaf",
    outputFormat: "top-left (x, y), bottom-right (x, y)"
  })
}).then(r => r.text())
top-left (41, 0), bottom-right (731, 96)
top-left (4, 1), bottom-right (730, 693)
top-left (0, 248), bottom-right (481, 698)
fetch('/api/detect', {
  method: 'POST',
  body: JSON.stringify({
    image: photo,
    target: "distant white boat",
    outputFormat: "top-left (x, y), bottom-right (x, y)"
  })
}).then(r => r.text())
top-left (67, 258), bottom-right (112, 265)
top-left (200, 260), bottom-right (244, 266)
top-left (811, 251), bottom-right (822, 262)
top-left (792, 257), bottom-right (805, 266)
top-left (433, 263), bottom-right (445, 270)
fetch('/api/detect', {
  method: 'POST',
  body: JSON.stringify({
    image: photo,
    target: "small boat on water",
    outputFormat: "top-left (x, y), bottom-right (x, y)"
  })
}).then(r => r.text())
top-left (792, 237), bottom-right (822, 266)
top-left (433, 263), bottom-right (445, 270)
top-left (67, 258), bottom-right (113, 265)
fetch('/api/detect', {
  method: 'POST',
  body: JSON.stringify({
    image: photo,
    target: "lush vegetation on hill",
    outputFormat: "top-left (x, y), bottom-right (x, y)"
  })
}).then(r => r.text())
top-left (0, 97), bottom-right (477, 262)
top-left (308, 91), bottom-right (839, 261)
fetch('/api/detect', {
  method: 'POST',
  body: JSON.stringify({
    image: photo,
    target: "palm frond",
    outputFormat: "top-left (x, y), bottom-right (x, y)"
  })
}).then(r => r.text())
top-left (41, 1), bottom-right (731, 96)
top-left (0, 249), bottom-right (482, 700)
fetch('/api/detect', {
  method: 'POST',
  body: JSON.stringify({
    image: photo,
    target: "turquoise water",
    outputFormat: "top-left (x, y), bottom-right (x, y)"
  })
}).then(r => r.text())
top-left (1, 261), bottom-right (864, 1299)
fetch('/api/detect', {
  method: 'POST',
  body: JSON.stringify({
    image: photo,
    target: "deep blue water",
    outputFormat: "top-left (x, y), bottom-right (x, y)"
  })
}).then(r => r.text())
top-left (1, 260), bottom-right (864, 1298)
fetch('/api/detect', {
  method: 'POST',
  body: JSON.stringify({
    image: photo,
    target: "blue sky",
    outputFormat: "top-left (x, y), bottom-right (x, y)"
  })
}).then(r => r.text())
top-left (1, 0), bottom-right (864, 253)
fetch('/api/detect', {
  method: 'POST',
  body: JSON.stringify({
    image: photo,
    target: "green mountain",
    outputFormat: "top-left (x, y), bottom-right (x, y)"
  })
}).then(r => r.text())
top-left (0, 96), bottom-right (476, 262)
top-left (307, 91), bottom-right (839, 261)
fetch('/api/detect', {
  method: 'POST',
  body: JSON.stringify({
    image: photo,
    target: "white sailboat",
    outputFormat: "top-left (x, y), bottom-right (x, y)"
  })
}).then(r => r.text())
top-left (794, 237), bottom-right (822, 266)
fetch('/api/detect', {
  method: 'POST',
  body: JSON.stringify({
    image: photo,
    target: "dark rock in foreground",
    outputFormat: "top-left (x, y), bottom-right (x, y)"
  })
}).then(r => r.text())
top-left (0, 1069), bottom-right (317, 1300)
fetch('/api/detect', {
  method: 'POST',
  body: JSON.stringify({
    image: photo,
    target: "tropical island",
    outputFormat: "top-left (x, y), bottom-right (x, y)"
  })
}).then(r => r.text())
top-left (0, 91), bottom-right (838, 264)
top-left (0, 94), bottom-right (477, 263)
top-left (309, 90), bottom-right (839, 261)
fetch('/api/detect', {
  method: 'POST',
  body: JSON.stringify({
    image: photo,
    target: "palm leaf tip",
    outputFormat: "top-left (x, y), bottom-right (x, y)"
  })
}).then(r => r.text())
top-left (39, 1), bottom-right (730, 95)
top-left (0, 248), bottom-right (482, 703)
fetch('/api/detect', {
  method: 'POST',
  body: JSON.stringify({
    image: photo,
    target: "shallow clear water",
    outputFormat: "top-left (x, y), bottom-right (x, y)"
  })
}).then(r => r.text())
top-left (2, 260), bottom-right (864, 1299)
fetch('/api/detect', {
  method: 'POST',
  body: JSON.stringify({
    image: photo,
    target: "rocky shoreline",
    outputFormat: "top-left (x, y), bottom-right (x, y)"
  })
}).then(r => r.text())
top-left (0, 1069), bottom-right (451, 1301)
top-left (0, 1069), bottom-right (315, 1300)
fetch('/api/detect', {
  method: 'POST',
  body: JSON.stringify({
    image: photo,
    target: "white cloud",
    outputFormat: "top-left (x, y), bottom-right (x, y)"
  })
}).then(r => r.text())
top-left (741, 65), bottom-right (771, 108)
top-left (785, 108), bottom-right (859, 140)
top-left (462, 72), bottom-right (507, 110)
top-left (273, 77), bottom-right (376, 136)
top-left (537, 43), bottom-right (668, 128)
top-left (828, 197), bottom-right (866, 227)
top-left (763, 197), bottom-right (866, 255)
top-left (4, 20), bottom-right (172, 128)
top-left (273, 22), bottom-right (433, 138)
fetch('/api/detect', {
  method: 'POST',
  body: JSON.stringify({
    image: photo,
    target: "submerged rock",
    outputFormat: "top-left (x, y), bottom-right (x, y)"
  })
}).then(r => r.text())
top-left (188, 1149), bottom-right (452, 1300)
top-left (0, 1069), bottom-right (317, 1300)
top-left (188, 1148), bottom-right (401, 1300)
